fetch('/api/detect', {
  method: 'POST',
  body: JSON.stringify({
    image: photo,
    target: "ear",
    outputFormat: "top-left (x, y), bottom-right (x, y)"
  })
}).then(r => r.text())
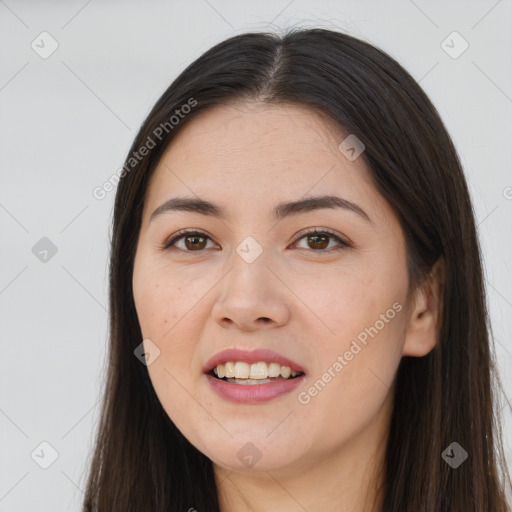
top-left (402, 257), bottom-right (445, 357)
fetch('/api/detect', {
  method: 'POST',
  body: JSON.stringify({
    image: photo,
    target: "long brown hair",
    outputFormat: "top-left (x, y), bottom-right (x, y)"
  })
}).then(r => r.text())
top-left (82, 28), bottom-right (511, 511)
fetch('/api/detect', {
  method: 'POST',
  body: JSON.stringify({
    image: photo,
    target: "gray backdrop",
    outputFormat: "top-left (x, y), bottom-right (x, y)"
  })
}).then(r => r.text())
top-left (1, 1), bottom-right (511, 510)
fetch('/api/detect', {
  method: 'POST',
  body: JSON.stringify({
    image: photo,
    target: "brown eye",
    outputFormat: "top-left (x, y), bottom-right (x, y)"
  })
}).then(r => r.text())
top-left (306, 233), bottom-right (330, 250)
top-left (163, 230), bottom-right (215, 251)
top-left (183, 234), bottom-right (207, 250)
top-left (294, 229), bottom-right (350, 252)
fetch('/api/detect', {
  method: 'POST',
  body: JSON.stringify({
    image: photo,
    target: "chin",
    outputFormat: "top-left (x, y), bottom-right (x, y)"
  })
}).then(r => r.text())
top-left (209, 450), bottom-right (297, 474)
top-left (197, 433), bottom-right (303, 474)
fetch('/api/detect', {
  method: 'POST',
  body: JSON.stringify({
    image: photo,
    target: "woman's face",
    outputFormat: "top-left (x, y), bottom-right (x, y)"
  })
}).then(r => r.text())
top-left (132, 101), bottom-right (418, 475)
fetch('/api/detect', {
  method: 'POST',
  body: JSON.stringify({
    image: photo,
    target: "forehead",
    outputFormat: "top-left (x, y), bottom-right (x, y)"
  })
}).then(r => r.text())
top-left (143, 101), bottom-right (390, 225)
top-left (157, 101), bottom-right (351, 174)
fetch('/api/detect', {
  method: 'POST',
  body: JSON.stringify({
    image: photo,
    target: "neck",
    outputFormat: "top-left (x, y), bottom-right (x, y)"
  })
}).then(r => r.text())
top-left (214, 395), bottom-right (392, 512)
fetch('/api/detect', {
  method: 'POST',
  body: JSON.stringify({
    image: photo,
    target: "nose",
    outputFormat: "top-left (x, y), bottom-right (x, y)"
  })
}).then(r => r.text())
top-left (211, 254), bottom-right (291, 331)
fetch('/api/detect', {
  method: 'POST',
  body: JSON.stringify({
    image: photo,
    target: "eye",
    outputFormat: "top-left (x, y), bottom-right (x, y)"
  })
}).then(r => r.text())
top-left (162, 229), bottom-right (217, 252)
top-left (161, 228), bottom-right (351, 253)
top-left (292, 228), bottom-right (351, 252)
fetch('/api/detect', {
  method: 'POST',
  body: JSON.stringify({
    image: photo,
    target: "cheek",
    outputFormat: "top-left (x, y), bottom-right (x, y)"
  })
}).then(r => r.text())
top-left (133, 262), bottom-right (195, 339)
top-left (132, 262), bottom-right (209, 381)
top-left (133, 267), bottom-right (204, 439)
top-left (296, 311), bottom-right (405, 449)
top-left (133, 281), bottom-right (163, 337)
top-left (291, 264), bottom-right (407, 420)
top-left (289, 264), bottom-right (397, 348)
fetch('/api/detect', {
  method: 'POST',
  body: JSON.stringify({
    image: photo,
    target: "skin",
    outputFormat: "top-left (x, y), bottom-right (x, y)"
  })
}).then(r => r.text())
top-left (132, 101), bottom-right (444, 512)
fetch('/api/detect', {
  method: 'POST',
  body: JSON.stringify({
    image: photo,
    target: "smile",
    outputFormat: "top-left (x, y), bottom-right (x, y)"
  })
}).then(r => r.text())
top-left (203, 348), bottom-right (307, 404)
top-left (211, 361), bottom-right (303, 382)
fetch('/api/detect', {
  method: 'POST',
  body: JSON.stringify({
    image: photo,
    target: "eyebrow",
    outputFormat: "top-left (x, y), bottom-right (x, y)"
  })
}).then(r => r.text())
top-left (149, 195), bottom-right (372, 224)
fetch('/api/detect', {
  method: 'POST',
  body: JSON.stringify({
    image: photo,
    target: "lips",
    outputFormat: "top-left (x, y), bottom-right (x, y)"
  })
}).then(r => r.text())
top-left (203, 348), bottom-right (306, 374)
top-left (205, 372), bottom-right (306, 403)
top-left (203, 348), bottom-right (307, 403)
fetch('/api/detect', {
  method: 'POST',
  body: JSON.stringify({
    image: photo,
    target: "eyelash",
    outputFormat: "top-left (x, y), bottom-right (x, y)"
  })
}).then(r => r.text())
top-left (161, 228), bottom-right (352, 254)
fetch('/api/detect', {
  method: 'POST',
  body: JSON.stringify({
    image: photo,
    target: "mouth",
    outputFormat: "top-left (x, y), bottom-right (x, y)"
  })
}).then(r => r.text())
top-left (203, 348), bottom-right (306, 403)
top-left (208, 361), bottom-right (305, 385)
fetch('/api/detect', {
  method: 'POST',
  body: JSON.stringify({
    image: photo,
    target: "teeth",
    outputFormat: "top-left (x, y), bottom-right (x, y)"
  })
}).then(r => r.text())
top-left (234, 362), bottom-right (250, 379)
top-left (227, 378), bottom-right (273, 385)
top-left (281, 366), bottom-right (291, 379)
top-left (212, 361), bottom-right (302, 380)
top-left (268, 362), bottom-right (281, 378)
top-left (225, 361), bottom-right (235, 378)
top-left (250, 362), bottom-right (268, 379)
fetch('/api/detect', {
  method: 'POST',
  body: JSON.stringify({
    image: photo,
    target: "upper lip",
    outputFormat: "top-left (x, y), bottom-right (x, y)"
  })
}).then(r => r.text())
top-left (203, 348), bottom-right (305, 374)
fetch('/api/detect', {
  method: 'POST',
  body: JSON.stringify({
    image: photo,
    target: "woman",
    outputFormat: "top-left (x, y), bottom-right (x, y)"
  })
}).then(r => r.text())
top-left (82, 28), bottom-right (511, 511)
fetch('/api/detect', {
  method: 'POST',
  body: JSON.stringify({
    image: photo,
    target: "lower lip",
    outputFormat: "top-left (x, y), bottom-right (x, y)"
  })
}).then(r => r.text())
top-left (205, 373), bottom-right (306, 404)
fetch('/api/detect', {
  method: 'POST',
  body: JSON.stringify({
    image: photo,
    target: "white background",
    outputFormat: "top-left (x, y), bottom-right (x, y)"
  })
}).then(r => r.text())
top-left (1, 1), bottom-right (511, 510)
